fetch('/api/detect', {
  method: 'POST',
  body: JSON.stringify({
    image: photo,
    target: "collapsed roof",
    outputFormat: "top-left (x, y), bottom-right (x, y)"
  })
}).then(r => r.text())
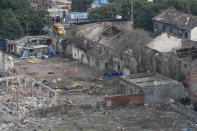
top-left (147, 33), bottom-right (183, 53)
top-left (153, 9), bottom-right (197, 31)
top-left (78, 22), bottom-right (122, 49)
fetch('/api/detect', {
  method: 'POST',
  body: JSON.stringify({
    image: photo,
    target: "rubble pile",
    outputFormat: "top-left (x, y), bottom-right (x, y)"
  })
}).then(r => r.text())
top-left (0, 54), bottom-right (196, 130)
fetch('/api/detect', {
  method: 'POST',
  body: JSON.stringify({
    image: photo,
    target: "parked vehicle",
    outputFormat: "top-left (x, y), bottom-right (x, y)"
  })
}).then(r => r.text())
top-left (52, 24), bottom-right (66, 35)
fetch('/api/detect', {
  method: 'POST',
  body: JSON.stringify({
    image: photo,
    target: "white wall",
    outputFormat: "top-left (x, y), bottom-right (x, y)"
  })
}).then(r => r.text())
top-left (72, 46), bottom-right (84, 60)
top-left (89, 57), bottom-right (96, 67)
top-left (191, 27), bottom-right (197, 41)
top-left (123, 68), bottom-right (130, 76)
top-left (15, 46), bottom-right (22, 55)
top-left (147, 0), bottom-right (154, 2)
top-left (0, 51), bottom-right (14, 72)
top-left (82, 54), bottom-right (89, 64)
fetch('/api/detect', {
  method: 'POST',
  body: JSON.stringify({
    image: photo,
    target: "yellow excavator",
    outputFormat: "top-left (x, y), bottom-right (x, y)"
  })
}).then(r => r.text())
top-left (52, 24), bottom-right (66, 35)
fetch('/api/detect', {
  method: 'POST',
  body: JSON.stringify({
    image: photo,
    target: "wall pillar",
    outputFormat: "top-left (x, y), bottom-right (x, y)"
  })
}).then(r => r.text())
top-left (6, 79), bottom-right (9, 87)
top-left (54, 93), bottom-right (57, 105)
top-left (39, 84), bottom-right (41, 93)
top-left (24, 79), bottom-right (27, 89)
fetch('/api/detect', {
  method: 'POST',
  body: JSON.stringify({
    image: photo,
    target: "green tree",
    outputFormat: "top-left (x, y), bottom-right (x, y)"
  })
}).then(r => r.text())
top-left (89, 3), bottom-right (121, 20)
top-left (188, 0), bottom-right (197, 15)
top-left (89, 0), bottom-right (197, 31)
top-left (0, 9), bottom-right (23, 39)
top-left (0, 0), bottom-right (51, 39)
top-left (72, 0), bottom-right (93, 11)
top-left (28, 8), bottom-right (51, 35)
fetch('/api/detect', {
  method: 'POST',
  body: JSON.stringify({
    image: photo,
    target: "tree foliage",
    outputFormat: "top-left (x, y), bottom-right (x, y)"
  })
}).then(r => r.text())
top-left (72, 0), bottom-right (93, 12)
top-left (28, 8), bottom-right (51, 35)
top-left (88, 3), bottom-right (121, 20)
top-left (0, 0), bottom-right (51, 39)
top-left (89, 0), bottom-right (197, 30)
top-left (0, 9), bottom-right (23, 39)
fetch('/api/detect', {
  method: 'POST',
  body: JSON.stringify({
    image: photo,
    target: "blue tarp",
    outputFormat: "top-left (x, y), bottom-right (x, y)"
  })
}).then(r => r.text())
top-left (42, 80), bottom-right (49, 84)
top-left (0, 39), bottom-right (6, 51)
top-left (103, 73), bottom-right (112, 78)
top-left (103, 72), bottom-right (123, 79)
top-left (0, 39), bottom-right (6, 45)
top-left (111, 72), bottom-right (123, 77)
top-left (48, 72), bottom-right (55, 74)
top-left (48, 49), bottom-right (57, 56)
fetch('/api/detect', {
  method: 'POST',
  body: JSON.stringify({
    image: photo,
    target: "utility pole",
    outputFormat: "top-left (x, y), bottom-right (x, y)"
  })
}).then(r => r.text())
top-left (25, 14), bottom-right (29, 36)
top-left (16, 78), bottom-right (21, 127)
top-left (16, 84), bottom-right (19, 126)
top-left (131, 0), bottom-right (134, 21)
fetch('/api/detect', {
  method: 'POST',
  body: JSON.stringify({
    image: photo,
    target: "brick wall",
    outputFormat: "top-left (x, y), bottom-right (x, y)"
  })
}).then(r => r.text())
top-left (31, 104), bottom-right (92, 117)
top-left (103, 94), bottom-right (144, 108)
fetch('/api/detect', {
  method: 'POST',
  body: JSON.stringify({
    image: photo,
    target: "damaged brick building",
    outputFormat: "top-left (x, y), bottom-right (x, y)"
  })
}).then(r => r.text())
top-left (115, 73), bottom-right (185, 104)
top-left (145, 9), bottom-right (197, 98)
top-left (65, 20), bottom-right (136, 75)
top-left (153, 9), bottom-right (197, 41)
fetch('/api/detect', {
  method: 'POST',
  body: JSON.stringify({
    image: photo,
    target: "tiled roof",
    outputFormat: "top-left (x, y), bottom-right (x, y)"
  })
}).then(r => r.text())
top-left (153, 9), bottom-right (197, 31)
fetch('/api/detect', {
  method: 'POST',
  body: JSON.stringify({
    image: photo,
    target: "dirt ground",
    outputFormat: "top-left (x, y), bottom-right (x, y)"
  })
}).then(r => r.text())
top-left (15, 56), bottom-right (95, 81)
top-left (17, 105), bottom-right (197, 131)
top-left (14, 56), bottom-right (106, 105)
top-left (2, 56), bottom-right (197, 131)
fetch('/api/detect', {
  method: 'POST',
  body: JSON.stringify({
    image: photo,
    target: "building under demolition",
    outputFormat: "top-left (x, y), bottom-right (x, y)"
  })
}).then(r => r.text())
top-left (153, 9), bottom-right (197, 41)
top-left (143, 9), bottom-right (197, 98)
top-left (6, 35), bottom-right (64, 59)
top-left (65, 21), bottom-right (135, 75)
top-left (115, 73), bottom-right (185, 104)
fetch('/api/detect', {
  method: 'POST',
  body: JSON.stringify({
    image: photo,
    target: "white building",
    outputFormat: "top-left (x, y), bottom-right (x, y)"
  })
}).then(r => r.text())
top-left (48, 8), bottom-right (68, 22)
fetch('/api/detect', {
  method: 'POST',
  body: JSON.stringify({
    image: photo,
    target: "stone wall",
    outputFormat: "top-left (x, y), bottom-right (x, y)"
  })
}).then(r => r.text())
top-left (31, 104), bottom-right (92, 117)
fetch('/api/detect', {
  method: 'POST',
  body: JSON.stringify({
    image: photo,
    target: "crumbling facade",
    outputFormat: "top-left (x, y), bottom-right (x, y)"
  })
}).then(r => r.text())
top-left (0, 51), bottom-right (14, 76)
top-left (65, 21), bottom-right (136, 74)
top-left (6, 35), bottom-right (63, 59)
top-left (115, 73), bottom-right (185, 104)
top-left (153, 9), bottom-right (197, 41)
